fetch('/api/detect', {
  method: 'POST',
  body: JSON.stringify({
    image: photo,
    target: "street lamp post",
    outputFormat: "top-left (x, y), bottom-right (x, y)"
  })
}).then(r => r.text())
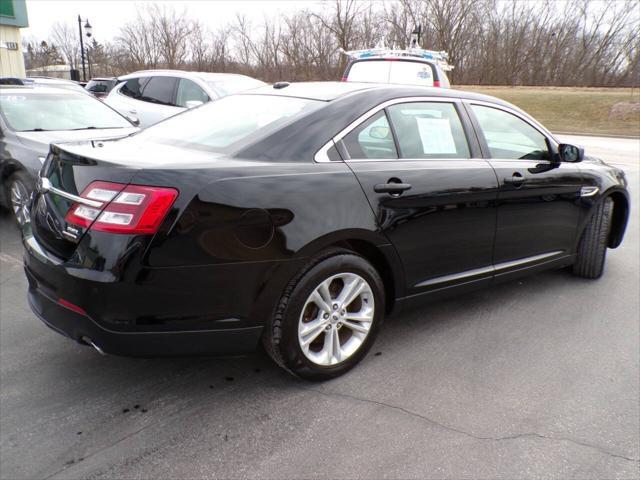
top-left (77, 15), bottom-right (93, 82)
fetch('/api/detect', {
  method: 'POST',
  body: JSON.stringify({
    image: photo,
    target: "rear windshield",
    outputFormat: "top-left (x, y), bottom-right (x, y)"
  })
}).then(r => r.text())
top-left (134, 94), bottom-right (322, 152)
top-left (86, 79), bottom-right (116, 93)
top-left (347, 60), bottom-right (436, 86)
top-left (0, 92), bottom-right (132, 132)
top-left (205, 77), bottom-right (265, 97)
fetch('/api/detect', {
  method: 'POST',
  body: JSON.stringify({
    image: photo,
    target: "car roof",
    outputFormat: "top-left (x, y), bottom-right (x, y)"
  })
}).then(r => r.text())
top-left (245, 82), bottom-right (385, 101)
top-left (351, 56), bottom-right (438, 65)
top-left (242, 81), bottom-right (512, 107)
top-left (118, 70), bottom-right (259, 82)
top-left (0, 85), bottom-right (84, 95)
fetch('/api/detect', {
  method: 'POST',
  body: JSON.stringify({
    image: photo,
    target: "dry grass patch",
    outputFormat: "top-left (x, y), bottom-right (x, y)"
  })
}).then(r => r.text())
top-left (456, 86), bottom-right (640, 137)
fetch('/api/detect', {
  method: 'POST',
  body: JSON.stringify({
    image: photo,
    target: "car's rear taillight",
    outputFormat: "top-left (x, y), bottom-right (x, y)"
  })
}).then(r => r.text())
top-left (340, 76), bottom-right (348, 82)
top-left (65, 181), bottom-right (178, 234)
top-left (433, 80), bottom-right (441, 87)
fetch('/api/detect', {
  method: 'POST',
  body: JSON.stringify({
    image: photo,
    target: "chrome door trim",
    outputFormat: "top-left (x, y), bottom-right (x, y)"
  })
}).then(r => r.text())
top-left (413, 250), bottom-right (565, 289)
top-left (314, 96), bottom-right (464, 163)
top-left (38, 177), bottom-right (103, 208)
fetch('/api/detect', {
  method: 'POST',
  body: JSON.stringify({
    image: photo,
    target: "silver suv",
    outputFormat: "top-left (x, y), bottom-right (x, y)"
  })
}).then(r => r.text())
top-left (104, 70), bottom-right (265, 128)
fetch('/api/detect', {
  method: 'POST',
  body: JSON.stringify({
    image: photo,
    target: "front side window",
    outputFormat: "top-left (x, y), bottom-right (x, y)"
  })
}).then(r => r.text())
top-left (120, 77), bottom-right (149, 99)
top-left (387, 102), bottom-right (470, 159)
top-left (471, 105), bottom-right (549, 160)
top-left (342, 111), bottom-right (398, 159)
top-left (0, 92), bottom-right (133, 132)
top-left (133, 94), bottom-right (322, 152)
top-left (176, 79), bottom-right (209, 107)
top-left (139, 76), bottom-right (178, 106)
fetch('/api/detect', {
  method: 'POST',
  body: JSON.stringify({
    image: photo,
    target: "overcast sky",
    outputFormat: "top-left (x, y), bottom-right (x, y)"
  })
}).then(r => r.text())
top-left (23, 0), bottom-right (326, 40)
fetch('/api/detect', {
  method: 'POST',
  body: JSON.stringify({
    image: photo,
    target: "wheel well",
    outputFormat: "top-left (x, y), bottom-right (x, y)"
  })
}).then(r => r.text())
top-left (608, 192), bottom-right (629, 248)
top-left (331, 239), bottom-right (397, 313)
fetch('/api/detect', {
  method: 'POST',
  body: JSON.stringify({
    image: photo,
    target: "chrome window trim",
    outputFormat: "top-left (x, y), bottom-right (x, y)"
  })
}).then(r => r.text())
top-left (314, 96), bottom-right (463, 163)
top-left (38, 177), bottom-right (103, 208)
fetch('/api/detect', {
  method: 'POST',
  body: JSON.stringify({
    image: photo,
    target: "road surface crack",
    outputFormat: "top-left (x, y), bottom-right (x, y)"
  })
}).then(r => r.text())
top-left (308, 388), bottom-right (639, 463)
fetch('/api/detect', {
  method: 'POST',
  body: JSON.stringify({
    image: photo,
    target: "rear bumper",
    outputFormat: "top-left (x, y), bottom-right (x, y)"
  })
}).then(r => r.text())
top-left (27, 278), bottom-right (263, 357)
top-left (22, 231), bottom-right (280, 357)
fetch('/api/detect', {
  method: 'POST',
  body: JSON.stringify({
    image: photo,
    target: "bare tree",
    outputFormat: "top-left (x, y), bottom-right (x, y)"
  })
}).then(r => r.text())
top-left (50, 22), bottom-right (79, 69)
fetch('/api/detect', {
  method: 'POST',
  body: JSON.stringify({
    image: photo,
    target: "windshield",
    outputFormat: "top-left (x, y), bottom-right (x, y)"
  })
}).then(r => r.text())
top-left (206, 77), bottom-right (265, 97)
top-left (0, 92), bottom-right (132, 132)
top-left (347, 60), bottom-right (436, 86)
top-left (135, 94), bottom-right (321, 152)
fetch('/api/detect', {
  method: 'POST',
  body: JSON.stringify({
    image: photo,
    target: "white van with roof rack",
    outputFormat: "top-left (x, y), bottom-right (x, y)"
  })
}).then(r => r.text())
top-left (340, 47), bottom-right (453, 88)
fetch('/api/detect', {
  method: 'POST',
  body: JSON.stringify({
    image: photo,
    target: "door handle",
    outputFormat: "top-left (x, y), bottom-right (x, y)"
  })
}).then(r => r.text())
top-left (503, 172), bottom-right (525, 186)
top-left (374, 182), bottom-right (412, 195)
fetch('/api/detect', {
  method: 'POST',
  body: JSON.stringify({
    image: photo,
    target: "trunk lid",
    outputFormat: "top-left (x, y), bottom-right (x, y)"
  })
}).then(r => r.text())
top-left (29, 137), bottom-right (231, 260)
top-left (31, 142), bottom-right (140, 260)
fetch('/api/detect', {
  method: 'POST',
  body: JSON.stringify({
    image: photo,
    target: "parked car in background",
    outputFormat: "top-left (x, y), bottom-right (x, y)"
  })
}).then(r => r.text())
top-left (26, 77), bottom-right (89, 94)
top-left (0, 86), bottom-right (139, 225)
top-left (341, 48), bottom-right (452, 88)
top-left (23, 82), bottom-right (628, 380)
top-left (85, 77), bottom-right (118, 100)
top-left (104, 70), bottom-right (266, 127)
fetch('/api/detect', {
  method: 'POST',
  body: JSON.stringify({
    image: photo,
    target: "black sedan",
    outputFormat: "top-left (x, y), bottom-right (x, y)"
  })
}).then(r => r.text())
top-left (22, 82), bottom-right (629, 380)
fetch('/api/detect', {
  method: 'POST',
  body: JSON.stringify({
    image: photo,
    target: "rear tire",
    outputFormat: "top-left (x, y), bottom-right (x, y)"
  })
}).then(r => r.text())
top-left (263, 249), bottom-right (385, 380)
top-left (573, 197), bottom-right (613, 279)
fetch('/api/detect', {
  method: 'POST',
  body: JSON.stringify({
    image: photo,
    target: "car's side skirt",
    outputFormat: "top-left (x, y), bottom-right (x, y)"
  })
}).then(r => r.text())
top-left (394, 251), bottom-right (575, 312)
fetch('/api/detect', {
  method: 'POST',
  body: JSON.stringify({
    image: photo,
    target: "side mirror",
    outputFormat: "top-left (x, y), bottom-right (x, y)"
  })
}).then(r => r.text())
top-left (558, 143), bottom-right (584, 163)
top-left (185, 100), bottom-right (204, 109)
top-left (369, 125), bottom-right (391, 140)
top-left (125, 114), bottom-right (140, 127)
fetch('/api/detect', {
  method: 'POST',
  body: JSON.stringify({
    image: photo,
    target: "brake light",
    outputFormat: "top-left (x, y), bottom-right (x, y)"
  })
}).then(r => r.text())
top-left (340, 76), bottom-right (348, 82)
top-left (434, 80), bottom-right (441, 87)
top-left (65, 181), bottom-right (178, 234)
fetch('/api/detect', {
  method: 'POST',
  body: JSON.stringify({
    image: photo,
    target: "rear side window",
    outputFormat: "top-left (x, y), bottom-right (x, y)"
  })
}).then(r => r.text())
top-left (342, 111), bottom-right (398, 160)
top-left (176, 79), bottom-right (209, 107)
top-left (387, 102), bottom-right (470, 159)
top-left (120, 77), bottom-right (149, 99)
top-left (140, 76), bottom-right (178, 106)
top-left (471, 105), bottom-right (549, 160)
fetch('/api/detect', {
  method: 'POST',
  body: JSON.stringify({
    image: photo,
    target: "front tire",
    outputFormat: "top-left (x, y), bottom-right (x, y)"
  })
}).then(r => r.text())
top-left (264, 250), bottom-right (385, 380)
top-left (573, 197), bottom-right (614, 279)
top-left (6, 171), bottom-right (34, 227)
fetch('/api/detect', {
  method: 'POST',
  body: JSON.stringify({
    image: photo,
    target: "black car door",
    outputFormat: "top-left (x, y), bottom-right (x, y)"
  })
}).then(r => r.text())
top-left (335, 98), bottom-right (499, 298)
top-left (465, 102), bottom-right (583, 279)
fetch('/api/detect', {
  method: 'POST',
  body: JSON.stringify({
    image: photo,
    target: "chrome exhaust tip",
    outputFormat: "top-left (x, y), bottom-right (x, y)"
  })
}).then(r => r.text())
top-left (81, 336), bottom-right (106, 355)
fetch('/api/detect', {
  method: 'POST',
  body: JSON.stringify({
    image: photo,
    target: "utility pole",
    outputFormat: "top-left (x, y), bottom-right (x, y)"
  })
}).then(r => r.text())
top-left (78, 15), bottom-right (86, 81)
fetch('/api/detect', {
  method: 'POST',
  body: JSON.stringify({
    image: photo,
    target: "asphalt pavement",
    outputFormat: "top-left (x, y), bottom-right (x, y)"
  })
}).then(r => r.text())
top-left (1, 136), bottom-right (638, 479)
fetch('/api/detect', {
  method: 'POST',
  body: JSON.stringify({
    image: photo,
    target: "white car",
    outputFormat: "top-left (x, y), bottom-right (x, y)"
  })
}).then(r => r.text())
top-left (104, 70), bottom-right (266, 128)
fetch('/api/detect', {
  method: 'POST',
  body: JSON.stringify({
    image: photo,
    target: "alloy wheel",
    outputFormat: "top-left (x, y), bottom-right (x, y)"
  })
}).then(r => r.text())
top-left (297, 272), bottom-right (375, 366)
top-left (9, 179), bottom-right (29, 226)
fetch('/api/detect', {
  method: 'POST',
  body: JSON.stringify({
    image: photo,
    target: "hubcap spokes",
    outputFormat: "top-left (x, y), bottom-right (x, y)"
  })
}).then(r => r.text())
top-left (298, 273), bottom-right (374, 366)
top-left (10, 180), bottom-right (29, 226)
